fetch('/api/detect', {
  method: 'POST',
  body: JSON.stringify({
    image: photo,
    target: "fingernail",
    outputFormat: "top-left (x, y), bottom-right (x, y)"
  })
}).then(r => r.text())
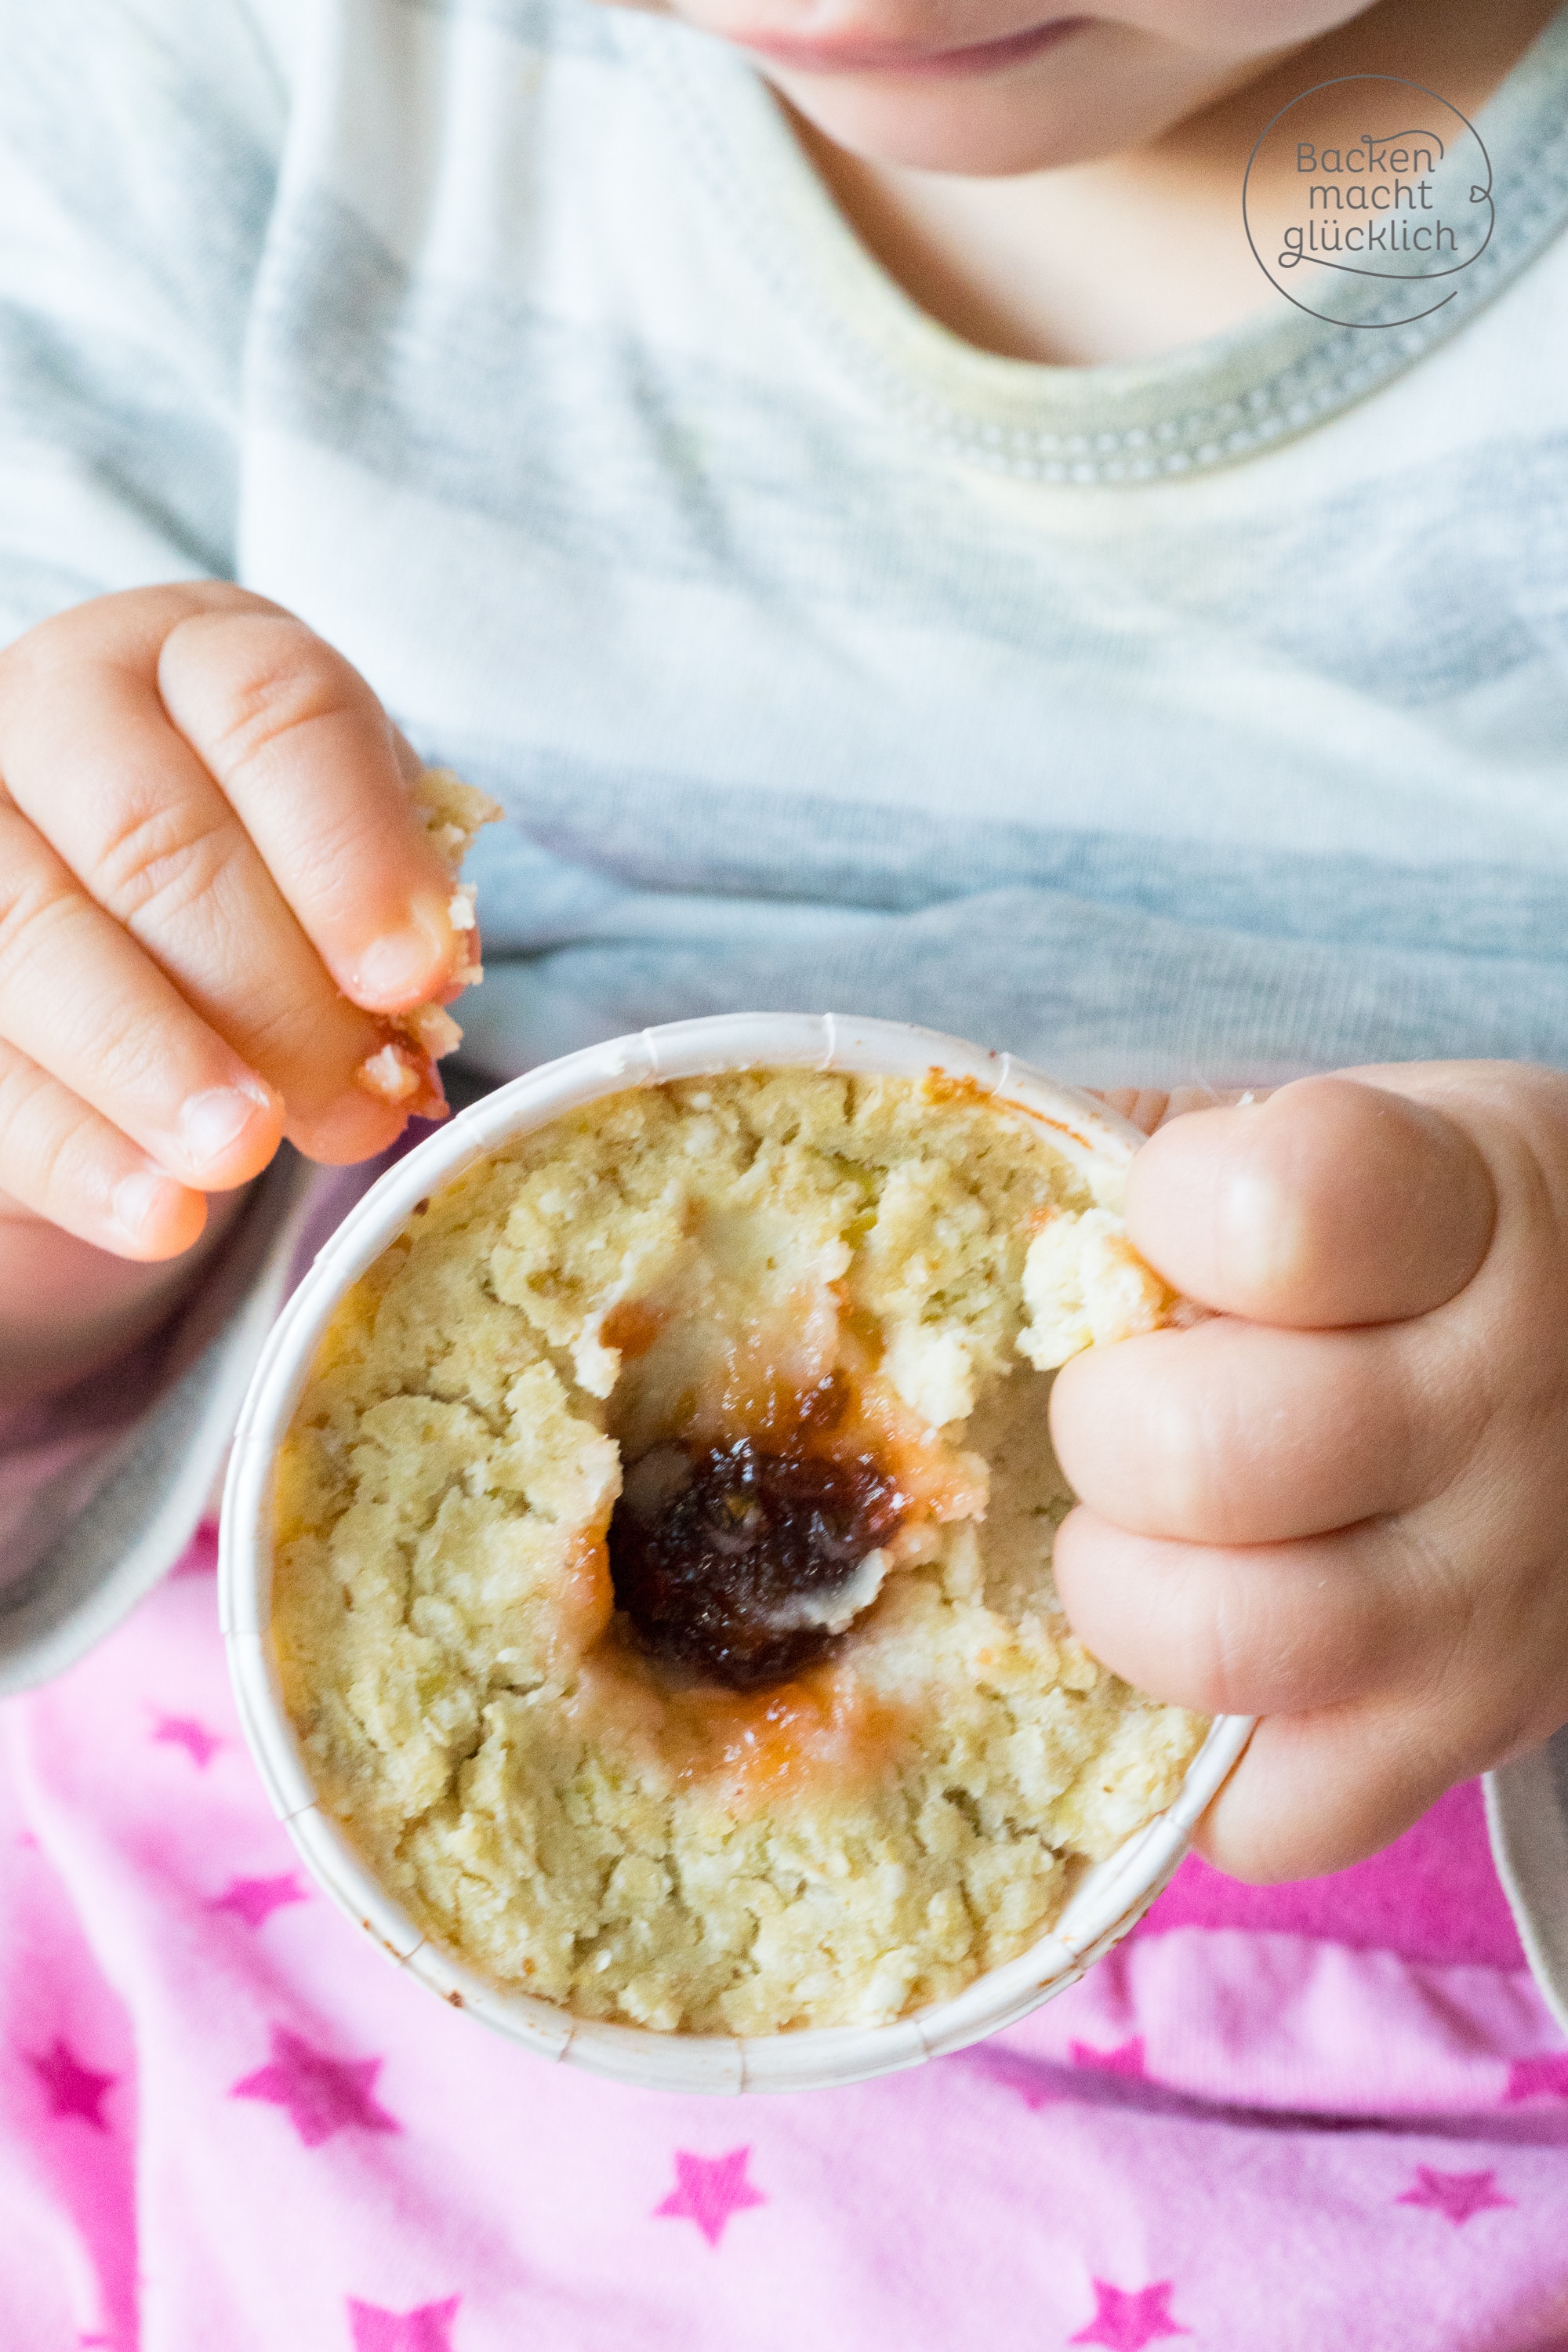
top-left (114, 1167), bottom-right (183, 1241)
top-left (354, 924), bottom-right (443, 1005)
top-left (180, 1084), bottom-right (269, 1174)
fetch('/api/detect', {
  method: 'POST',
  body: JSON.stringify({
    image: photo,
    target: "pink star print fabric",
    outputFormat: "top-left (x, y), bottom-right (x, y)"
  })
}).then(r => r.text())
top-left (3, 1532), bottom-right (1568, 2351)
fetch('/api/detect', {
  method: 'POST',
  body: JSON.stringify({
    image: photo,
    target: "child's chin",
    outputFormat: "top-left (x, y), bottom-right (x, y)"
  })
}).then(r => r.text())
top-left (762, 52), bottom-right (1217, 180)
top-left (768, 74), bottom-right (1105, 175)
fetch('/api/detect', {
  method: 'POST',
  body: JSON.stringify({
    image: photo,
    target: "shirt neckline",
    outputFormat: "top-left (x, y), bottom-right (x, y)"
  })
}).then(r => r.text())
top-left (630, 2), bottom-right (1568, 483)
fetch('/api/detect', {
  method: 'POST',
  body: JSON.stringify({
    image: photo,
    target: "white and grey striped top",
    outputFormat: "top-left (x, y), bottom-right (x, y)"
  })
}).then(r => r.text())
top-left (2, 0), bottom-right (1568, 2015)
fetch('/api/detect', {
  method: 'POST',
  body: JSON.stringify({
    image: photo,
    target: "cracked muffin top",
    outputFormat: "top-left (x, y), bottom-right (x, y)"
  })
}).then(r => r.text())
top-left (271, 1068), bottom-right (1206, 2034)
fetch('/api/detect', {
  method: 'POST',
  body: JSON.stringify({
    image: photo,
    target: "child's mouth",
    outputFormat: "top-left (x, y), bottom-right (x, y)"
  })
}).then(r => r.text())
top-left (733, 11), bottom-right (1090, 79)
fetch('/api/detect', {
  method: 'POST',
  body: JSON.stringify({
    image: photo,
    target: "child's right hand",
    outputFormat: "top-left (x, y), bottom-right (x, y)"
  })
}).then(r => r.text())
top-left (1051, 1065), bottom-right (1568, 1884)
top-left (0, 583), bottom-right (471, 1385)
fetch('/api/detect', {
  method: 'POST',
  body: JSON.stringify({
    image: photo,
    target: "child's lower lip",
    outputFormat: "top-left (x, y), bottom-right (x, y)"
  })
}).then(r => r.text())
top-left (735, 13), bottom-right (1089, 78)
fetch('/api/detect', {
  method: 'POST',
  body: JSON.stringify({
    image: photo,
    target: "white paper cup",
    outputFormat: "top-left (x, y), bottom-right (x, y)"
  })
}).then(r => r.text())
top-left (221, 1013), bottom-right (1254, 2095)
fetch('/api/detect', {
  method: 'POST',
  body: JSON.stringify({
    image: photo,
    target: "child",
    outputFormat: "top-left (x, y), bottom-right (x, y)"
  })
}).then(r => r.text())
top-left (2, 0), bottom-right (1568, 2340)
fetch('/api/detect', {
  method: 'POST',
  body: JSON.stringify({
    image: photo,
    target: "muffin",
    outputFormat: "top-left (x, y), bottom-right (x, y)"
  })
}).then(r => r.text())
top-left (352, 766), bottom-right (502, 1120)
top-left (270, 1069), bottom-right (1206, 2034)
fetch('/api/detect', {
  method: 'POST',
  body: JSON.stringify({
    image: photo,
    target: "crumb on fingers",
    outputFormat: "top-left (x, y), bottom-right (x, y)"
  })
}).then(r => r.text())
top-left (354, 767), bottom-right (501, 1120)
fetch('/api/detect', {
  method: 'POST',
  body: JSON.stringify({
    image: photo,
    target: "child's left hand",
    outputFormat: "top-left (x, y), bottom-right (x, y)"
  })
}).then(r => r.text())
top-left (1050, 1062), bottom-right (1568, 1881)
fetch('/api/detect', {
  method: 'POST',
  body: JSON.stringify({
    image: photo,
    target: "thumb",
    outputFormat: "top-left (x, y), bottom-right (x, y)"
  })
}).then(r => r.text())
top-left (1124, 1073), bottom-right (1497, 1328)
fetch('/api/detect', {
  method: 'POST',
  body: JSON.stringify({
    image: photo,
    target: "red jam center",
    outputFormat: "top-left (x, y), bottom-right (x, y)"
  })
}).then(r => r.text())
top-left (608, 1436), bottom-right (907, 1690)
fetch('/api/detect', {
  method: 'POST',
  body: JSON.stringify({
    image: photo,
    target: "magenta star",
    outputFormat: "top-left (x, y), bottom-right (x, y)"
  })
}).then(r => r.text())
top-left (1396, 2166), bottom-right (1515, 2226)
top-left (654, 2148), bottom-right (767, 2248)
top-left (230, 2027), bottom-right (401, 2148)
top-left (150, 1713), bottom-right (225, 1769)
top-left (31, 2039), bottom-right (117, 2130)
top-left (208, 1873), bottom-right (309, 1928)
top-left (174, 1523), bottom-right (220, 1577)
top-left (347, 2296), bottom-right (460, 2351)
top-left (1069, 2281), bottom-right (1190, 2351)
top-left (1069, 2035), bottom-right (1146, 2079)
top-left (1504, 2052), bottom-right (1568, 2103)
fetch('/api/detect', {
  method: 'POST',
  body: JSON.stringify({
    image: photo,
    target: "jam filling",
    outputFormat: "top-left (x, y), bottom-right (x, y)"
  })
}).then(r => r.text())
top-left (608, 1436), bottom-right (908, 1690)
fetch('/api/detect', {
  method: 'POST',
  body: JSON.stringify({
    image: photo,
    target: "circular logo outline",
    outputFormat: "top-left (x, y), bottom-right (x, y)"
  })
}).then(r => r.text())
top-left (1242, 72), bottom-right (1494, 330)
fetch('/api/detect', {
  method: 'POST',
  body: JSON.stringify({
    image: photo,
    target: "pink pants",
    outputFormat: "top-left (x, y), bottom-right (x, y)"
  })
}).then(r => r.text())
top-left (5, 1526), bottom-right (1566, 2352)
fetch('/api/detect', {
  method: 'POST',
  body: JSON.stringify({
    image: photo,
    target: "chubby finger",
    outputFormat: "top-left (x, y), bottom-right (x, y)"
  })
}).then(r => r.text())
top-left (1192, 1703), bottom-right (1471, 1882)
top-left (0, 1034), bottom-right (208, 1261)
top-left (1051, 1505), bottom-right (1425, 1717)
top-left (1, 594), bottom-right (438, 1156)
top-left (0, 799), bottom-right (285, 1192)
top-left (156, 604), bottom-right (462, 1010)
top-left (1127, 1074), bottom-right (1497, 1328)
top-left (1049, 1316), bottom-right (1454, 1543)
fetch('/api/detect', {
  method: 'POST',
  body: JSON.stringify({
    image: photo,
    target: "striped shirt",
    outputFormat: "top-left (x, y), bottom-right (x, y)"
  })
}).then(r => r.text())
top-left (2, 0), bottom-right (1568, 2013)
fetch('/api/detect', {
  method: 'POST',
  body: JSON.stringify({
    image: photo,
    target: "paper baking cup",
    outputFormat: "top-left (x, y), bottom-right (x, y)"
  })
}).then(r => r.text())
top-left (221, 1013), bottom-right (1254, 2095)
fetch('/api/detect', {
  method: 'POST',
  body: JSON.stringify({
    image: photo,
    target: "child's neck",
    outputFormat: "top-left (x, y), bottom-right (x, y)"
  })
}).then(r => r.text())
top-left (796, 0), bottom-right (1561, 366)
